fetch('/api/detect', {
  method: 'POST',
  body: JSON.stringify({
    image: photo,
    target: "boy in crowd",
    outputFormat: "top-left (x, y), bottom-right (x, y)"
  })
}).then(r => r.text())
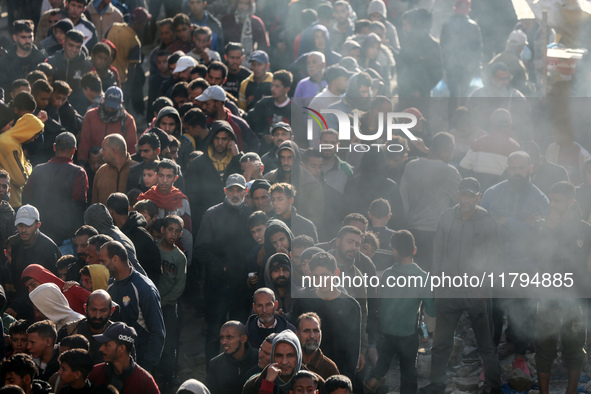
top-left (26, 320), bottom-right (59, 381)
top-left (143, 161), bottom-right (160, 190)
top-left (134, 199), bottom-right (159, 233)
top-left (8, 320), bottom-right (29, 356)
top-left (156, 215), bottom-right (187, 388)
top-left (57, 348), bottom-right (94, 393)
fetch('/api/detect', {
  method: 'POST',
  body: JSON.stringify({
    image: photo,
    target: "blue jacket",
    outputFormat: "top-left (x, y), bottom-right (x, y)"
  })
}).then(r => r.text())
top-left (480, 180), bottom-right (549, 271)
top-left (108, 270), bottom-right (165, 373)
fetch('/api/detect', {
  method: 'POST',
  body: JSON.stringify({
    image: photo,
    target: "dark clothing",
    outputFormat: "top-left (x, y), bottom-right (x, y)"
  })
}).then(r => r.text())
top-left (22, 157), bottom-right (88, 245)
top-left (243, 363), bottom-right (324, 394)
top-left (261, 147), bottom-right (279, 175)
top-left (245, 97), bottom-right (292, 153)
top-left (220, 14), bottom-right (270, 53)
top-left (206, 345), bottom-right (258, 394)
top-left (273, 207), bottom-right (318, 243)
top-left (58, 319), bottom-right (113, 365)
top-left (60, 381), bottom-right (93, 394)
top-left (8, 232), bottom-right (60, 318)
top-left (107, 270), bottom-right (165, 373)
top-left (531, 159), bottom-right (570, 197)
top-left (304, 348), bottom-right (340, 380)
top-left (120, 211), bottom-right (162, 286)
top-left (245, 314), bottom-right (296, 350)
top-left (37, 350), bottom-right (60, 382)
top-left (223, 66), bottom-right (252, 98)
top-left (189, 11), bottom-right (224, 54)
top-left (47, 50), bottom-right (93, 114)
top-left (88, 358), bottom-right (160, 394)
top-left (291, 288), bottom-right (361, 382)
top-left (0, 202), bottom-right (14, 266)
top-left (0, 45), bottom-right (47, 91)
top-left (370, 333), bottom-right (419, 394)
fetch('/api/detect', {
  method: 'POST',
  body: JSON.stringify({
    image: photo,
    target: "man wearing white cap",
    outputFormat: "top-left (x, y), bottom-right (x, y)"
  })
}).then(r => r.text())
top-left (488, 30), bottom-right (530, 95)
top-left (173, 55), bottom-right (198, 82)
top-left (6, 204), bottom-right (61, 319)
top-left (197, 85), bottom-right (260, 153)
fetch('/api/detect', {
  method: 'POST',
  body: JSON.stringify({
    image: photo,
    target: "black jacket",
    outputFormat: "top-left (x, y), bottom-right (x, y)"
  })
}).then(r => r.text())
top-left (0, 45), bottom-right (47, 91)
top-left (245, 313), bottom-right (296, 349)
top-left (206, 345), bottom-right (258, 394)
top-left (121, 211), bottom-right (162, 286)
top-left (186, 121), bottom-right (243, 231)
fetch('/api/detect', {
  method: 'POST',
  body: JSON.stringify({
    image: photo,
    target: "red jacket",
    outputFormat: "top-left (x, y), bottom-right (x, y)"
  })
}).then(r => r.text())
top-left (79, 107), bottom-right (137, 162)
top-left (88, 361), bottom-right (160, 394)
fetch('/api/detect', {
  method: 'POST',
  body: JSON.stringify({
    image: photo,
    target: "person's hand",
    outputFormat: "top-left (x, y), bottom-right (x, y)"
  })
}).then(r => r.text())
top-left (410, 138), bottom-right (429, 155)
top-left (229, 140), bottom-right (239, 156)
top-left (277, 246), bottom-right (289, 255)
top-left (266, 363), bottom-right (281, 382)
top-left (543, 211), bottom-right (560, 229)
top-left (37, 110), bottom-right (48, 123)
top-left (62, 281), bottom-right (79, 292)
top-left (357, 353), bottom-right (366, 372)
top-left (367, 347), bottom-right (378, 368)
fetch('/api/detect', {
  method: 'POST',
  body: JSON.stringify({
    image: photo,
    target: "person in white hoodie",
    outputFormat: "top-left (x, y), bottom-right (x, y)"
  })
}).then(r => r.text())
top-left (177, 379), bottom-right (211, 394)
top-left (29, 283), bottom-right (84, 331)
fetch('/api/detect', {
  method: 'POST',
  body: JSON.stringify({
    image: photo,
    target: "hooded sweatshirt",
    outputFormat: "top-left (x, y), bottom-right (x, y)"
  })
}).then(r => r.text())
top-left (298, 24), bottom-right (341, 66)
top-left (177, 379), bottom-right (211, 394)
top-left (22, 264), bottom-right (90, 314)
top-left (264, 330), bottom-right (303, 394)
top-left (83, 203), bottom-right (147, 276)
top-left (325, 73), bottom-right (371, 132)
top-left (0, 114), bottom-right (44, 207)
top-left (155, 107), bottom-right (194, 171)
top-left (87, 264), bottom-right (110, 291)
top-left (263, 253), bottom-right (300, 315)
top-left (30, 283), bottom-right (84, 330)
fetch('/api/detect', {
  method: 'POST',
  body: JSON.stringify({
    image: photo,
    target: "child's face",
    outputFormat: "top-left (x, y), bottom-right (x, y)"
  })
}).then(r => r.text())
top-left (80, 274), bottom-right (93, 291)
top-left (10, 333), bottom-right (28, 354)
top-left (143, 169), bottom-right (158, 189)
top-left (57, 267), bottom-right (68, 281)
top-left (91, 51), bottom-right (110, 71)
top-left (58, 361), bottom-right (80, 384)
top-left (162, 223), bottom-right (183, 245)
top-left (157, 55), bottom-right (169, 75)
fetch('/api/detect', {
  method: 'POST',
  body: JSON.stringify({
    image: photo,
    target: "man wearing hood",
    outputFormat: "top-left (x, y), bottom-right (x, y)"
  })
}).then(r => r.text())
top-left (325, 72), bottom-right (372, 131)
top-left (186, 120), bottom-right (243, 231)
top-left (91, 134), bottom-right (138, 205)
top-left (83, 203), bottom-right (146, 276)
top-left (100, 241), bottom-right (165, 373)
top-left (245, 288), bottom-right (296, 350)
top-left (155, 106), bottom-right (194, 171)
top-left (47, 30), bottom-right (93, 114)
top-left (243, 329), bottom-right (324, 394)
top-left (29, 283), bottom-right (84, 331)
top-left (264, 141), bottom-right (324, 232)
top-left (197, 85), bottom-right (260, 153)
top-left (253, 219), bottom-right (294, 282)
top-left (206, 321), bottom-right (258, 394)
top-left (79, 86), bottom-right (137, 164)
top-left (79, 264), bottom-right (110, 291)
top-left (57, 290), bottom-right (115, 365)
top-left (263, 254), bottom-right (297, 318)
top-left (177, 379), bottom-right (211, 394)
top-left (220, 0), bottom-right (270, 64)
top-left (22, 132), bottom-right (88, 248)
top-left (194, 173), bottom-right (255, 364)
top-left (298, 25), bottom-right (342, 66)
top-left (106, 193), bottom-right (162, 286)
top-left (0, 110), bottom-right (46, 208)
top-left (40, 18), bottom-right (74, 56)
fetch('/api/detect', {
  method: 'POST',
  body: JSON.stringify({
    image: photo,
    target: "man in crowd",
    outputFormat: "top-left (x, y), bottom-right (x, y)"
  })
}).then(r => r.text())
top-left (245, 288), bottom-right (296, 349)
top-left (223, 42), bottom-right (252, 98)
top-left (270, 182), bottom-right (318, 242)
top-left (295, 312), bottom-right (340, 380)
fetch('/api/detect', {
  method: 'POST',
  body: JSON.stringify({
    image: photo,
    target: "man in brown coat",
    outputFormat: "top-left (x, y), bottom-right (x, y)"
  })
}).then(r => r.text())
top-left (295, 312), bottom-right (339, 380)
top-left (93, 134), bottom-right (137, 204)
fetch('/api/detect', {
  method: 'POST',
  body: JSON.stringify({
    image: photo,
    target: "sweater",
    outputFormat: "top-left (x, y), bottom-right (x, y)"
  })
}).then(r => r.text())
top-left (157, 244), bottom-right (186, 306)
top-left (79, 107), bottom-right (137, 162)
top-left (92, 156), bottom-right (138, 204)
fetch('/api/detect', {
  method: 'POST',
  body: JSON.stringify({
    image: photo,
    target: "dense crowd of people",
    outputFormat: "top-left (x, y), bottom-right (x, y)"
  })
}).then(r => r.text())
top-left (0, 0), bottom-right (589, 393)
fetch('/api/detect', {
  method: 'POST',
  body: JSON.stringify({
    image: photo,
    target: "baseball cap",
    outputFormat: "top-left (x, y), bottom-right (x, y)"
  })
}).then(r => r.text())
top-left (130, 7), bottom-right (151, 24)
top-left (226, 173), bottom-right (247, 189)
top-left (15, 205), bottom-right (40, 226)
top-left (249, 179), bottom-right (271, 197)
top-left (271, 122), bottom-right (292, 134)
top-left (325, 65), bottom-right (354, 82)
top-left (508, 30), bottom-right (528, 46)
top-left (267, 253), bottom-right (291, 272)
top-left (173, 56), bottom-right (197, 74)
top-left (104, 86), bottom-right (123, 110)
top-left (93, 322), bottom-right (137, 344)
top-left (458, 177), bottom-right (481, 195)
top-left (196, 85), bottom-right (226, 102)
top-left (249, 50), bottom-right (269, 64)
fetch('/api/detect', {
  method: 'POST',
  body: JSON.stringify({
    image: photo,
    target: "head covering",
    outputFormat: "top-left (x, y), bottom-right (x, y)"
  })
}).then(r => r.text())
top-left (368, 0), bottom-right (387, 18)
top-left (177, 379), bottom-right (211, 394)
top-left (173, 56), bottom-right (198, 73)
top-left (104, 86), bottom-right (123, 110)
top-left (340, 41), bottom-right (361, 58)
top-left (250, 50), bottom-right (269, 64)
top-left (300, 247), bottom-right (324, 262)
top-left (266, 253), bottom-right (291, 273)
top-left (86, 264), bottom-right (110, 291)
top-left (130, 7), bottom-right (152, 24)
top-left (196, 86), bottom-right (226, 102)
top-left (250, 179), bottom-right (271, 197)
top-left (226, 173), bottom-right (247, 189)
top-left (15, 205), bottom-right (39, 226)
top-left (458, 177), bottom-right (481, 195)
top-left (53, 18), bottom-right (74, 34)
top-left (324, 65), bottom-right (353, 83)
top-left (454, 0), bottom-right (471, 15)
top-left (29, 283), bottom-right (84, 331)
top-left (264, 219), bottom-right (294, 257)
top-left (269, 330), bottom-right (303, 392)
top-left (507, 30), bottom-right (528, 46)
top-left (93, 321), bottom-right (137, 344)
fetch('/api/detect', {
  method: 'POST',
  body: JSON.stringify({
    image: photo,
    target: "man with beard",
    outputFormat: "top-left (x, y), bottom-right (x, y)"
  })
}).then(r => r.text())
top-left (481, 152), bottom-right (549, 375)
top-left (330, 226), bottom-right (369, 377)
top-left (57, 290), bottom-right (115, 364)
top-left (264, 254), bottom-right (296, 317)
top-left (86, 234), bottom-right (113, 265)
top-left (67, 226), bottom-right (98, 281)
top-left (186, 120), bottom-right (243, 232)
top-left (194, 173), bottom-right (255, 364)
top-left (100, 241), bottom-right (165, 373)
top-left (245, 333), bottom-right (276, 378)
top-left (206, 321), bottom-right (258, 394)
top-left (250, 179), bottom-right (272, 215)
top-left (295, 312), bottom-right (339, 380)
top-left (261, 123), bottom-right (293, 176)
top-left (0, 20), bottom-right (47, 92)
top-left (418, 179), bottom-right (501, 394)
top-left (222, 42), bottom-right (252, 98)
top-left (243, 330), bottom-right (325, 394)
top-left (245, 288), bottom-right (296, 349)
